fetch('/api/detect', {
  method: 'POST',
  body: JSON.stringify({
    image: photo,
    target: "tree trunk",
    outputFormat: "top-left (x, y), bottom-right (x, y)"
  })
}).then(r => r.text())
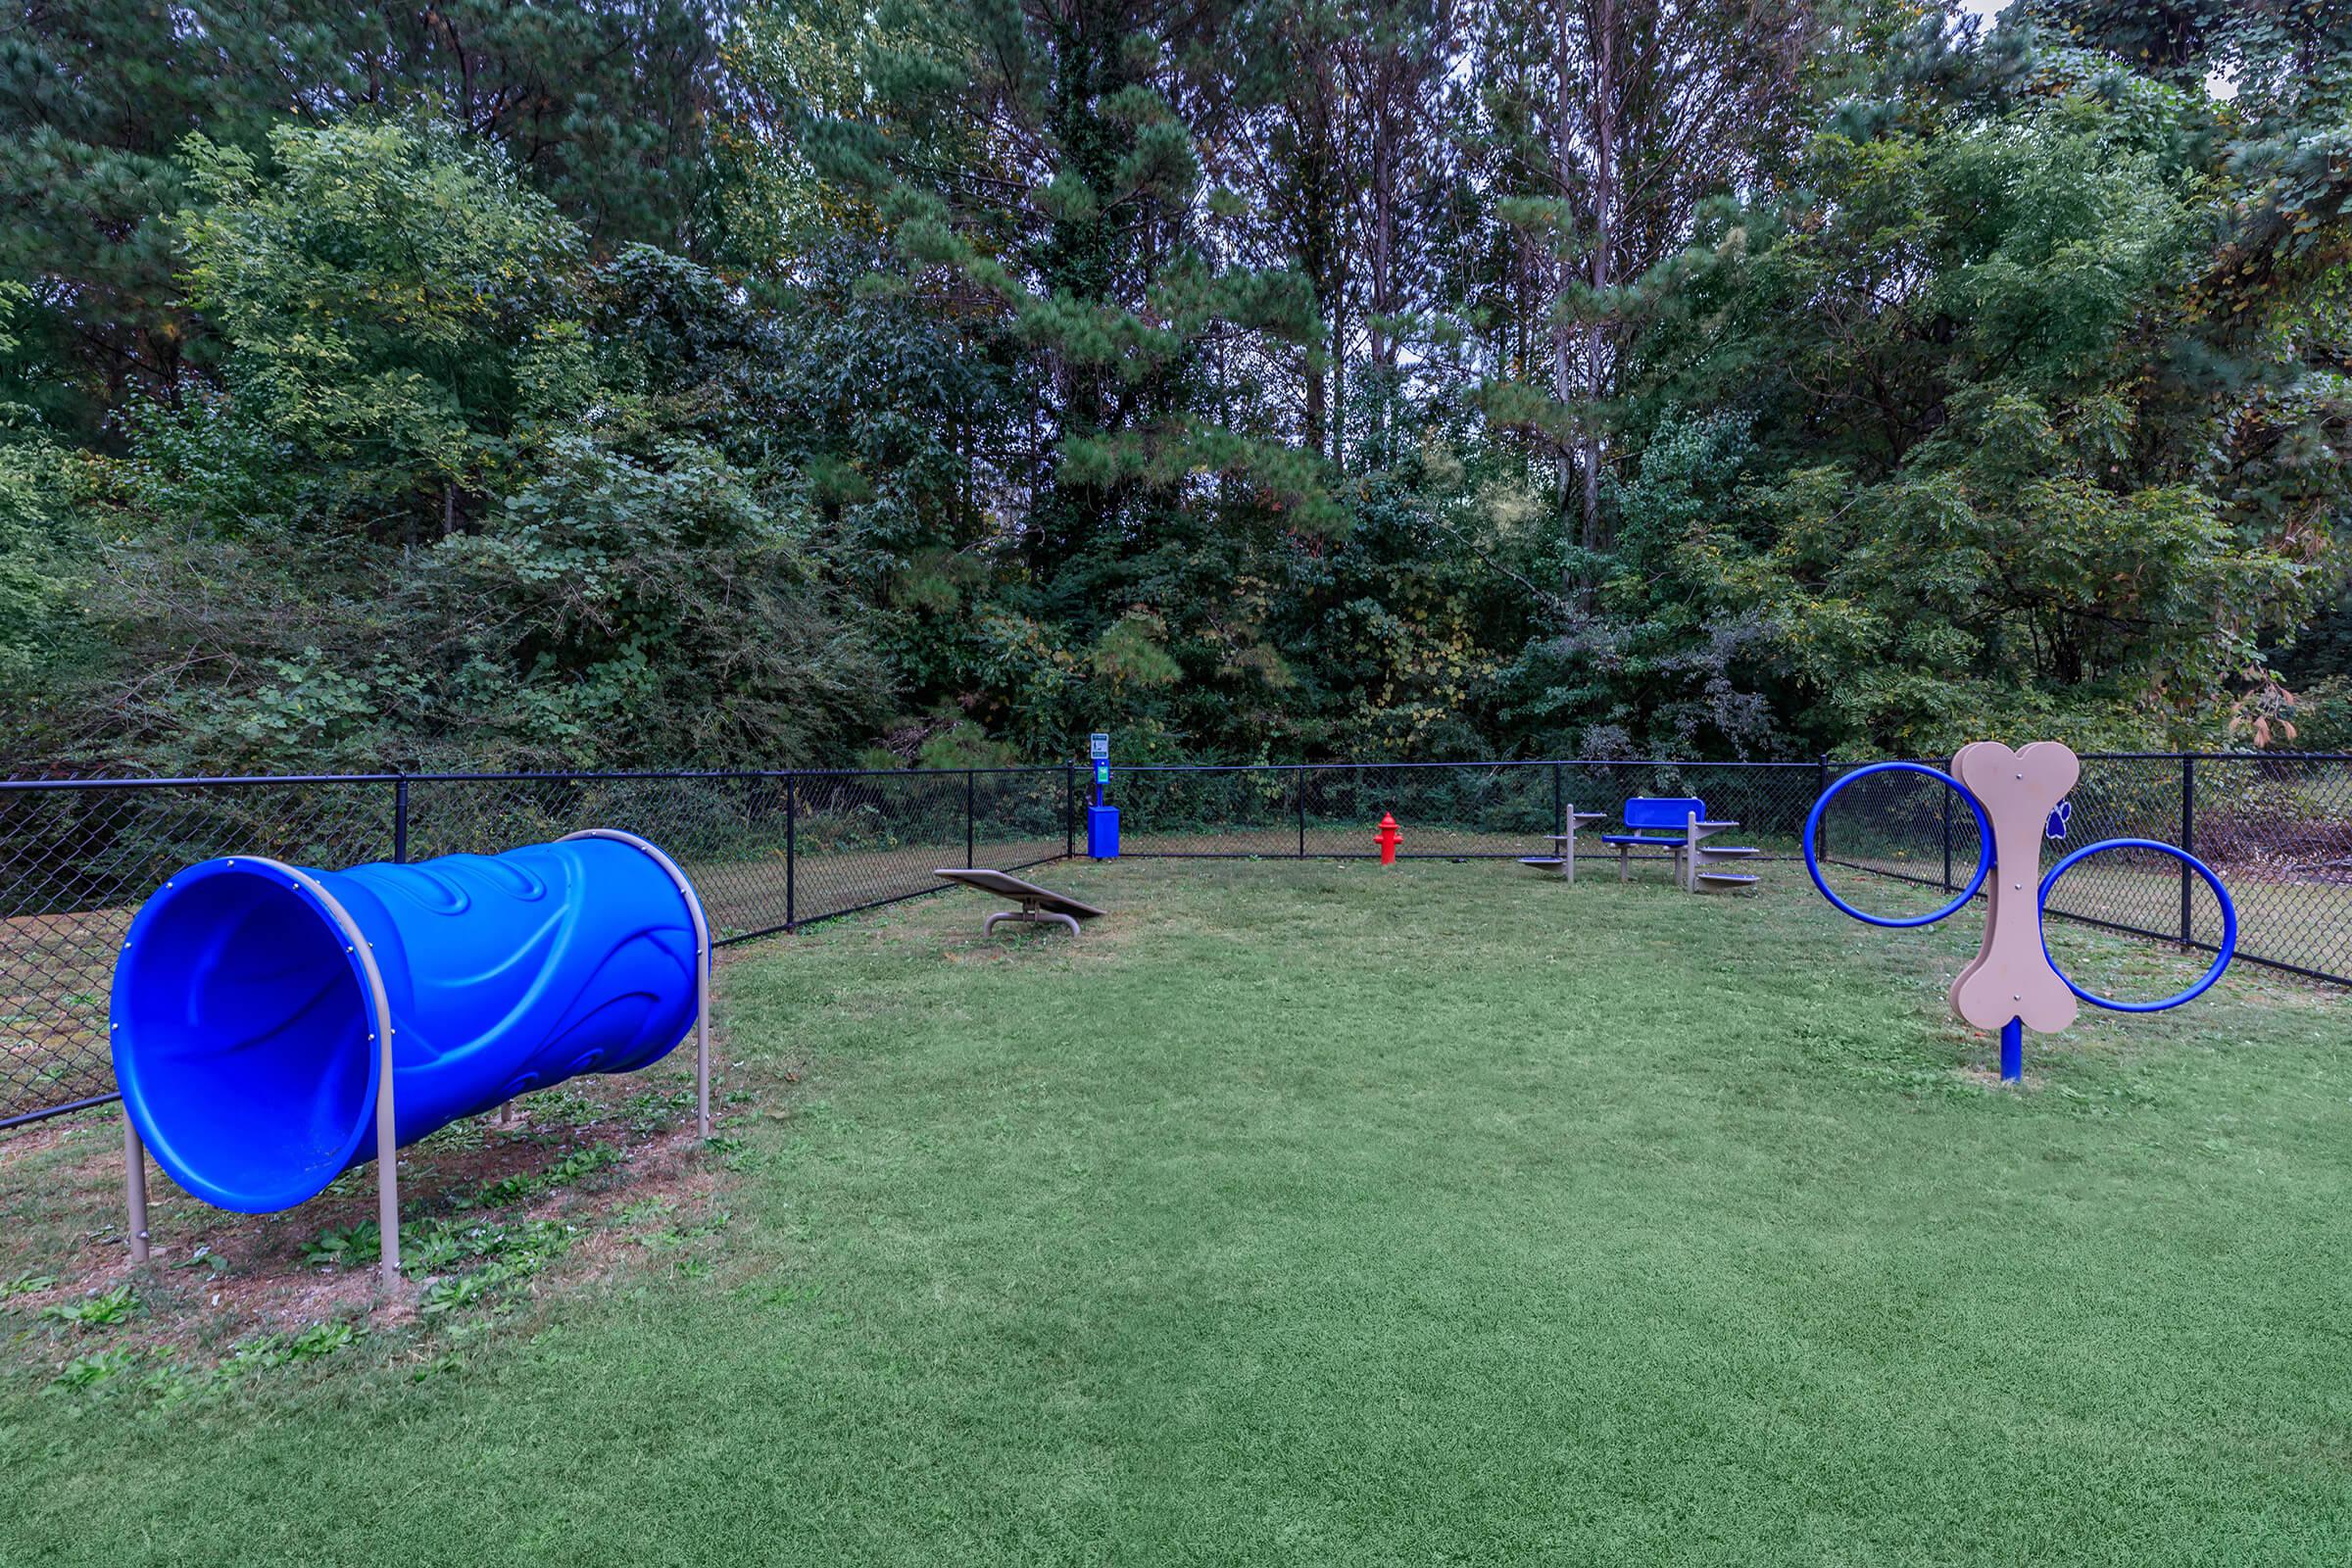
top-left (1583, 0), bottom-right (1615, 559)
top-left (1305, 359), bottom-right (1327, 460)
top-left (1330, 296), bottom-right (1346, 472)
top-left (1551, 0), bottom-right (1579, 528)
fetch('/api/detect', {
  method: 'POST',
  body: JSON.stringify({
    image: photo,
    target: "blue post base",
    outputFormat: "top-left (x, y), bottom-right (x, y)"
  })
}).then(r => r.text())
top-left (2000, 1016), bottom-right (2023, 1084)
top-left (1087, 806), bottom-right (1120, 860)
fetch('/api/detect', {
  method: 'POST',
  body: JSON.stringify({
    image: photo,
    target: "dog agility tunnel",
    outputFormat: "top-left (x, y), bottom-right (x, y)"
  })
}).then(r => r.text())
top-left (110, 835), bottom-right (706, 1214)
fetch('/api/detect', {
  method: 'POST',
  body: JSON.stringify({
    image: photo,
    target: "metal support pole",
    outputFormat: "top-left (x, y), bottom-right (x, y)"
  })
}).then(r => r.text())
top-left (372, 1004), bottom-right (400, 1288)
top-left (965, 769), bottom-right (977, 868)
top-left (122, 1118), bottom-right (150, 1264)
top-left (783, 773), bottom-right (797, 931)
top-left (694, 945), bottom-right (712, 1141)
top-left (209, 858), bottom-right (402, 1287)
top-left (1941, 789), bottom-right (1953, 893)
top-left (2180, 756), bottom-right (2195, 944)
top-left (392, 774), bottom-right (409, 863)
top-left (2000, 1016), bottom-right (2023, 1084)
top-left (559, 830), bottom-right (711, 1142)
top-left (1296, 771), bottom-right (1306, 858)
top-left (1817, 757), bottom-right (1831, 861)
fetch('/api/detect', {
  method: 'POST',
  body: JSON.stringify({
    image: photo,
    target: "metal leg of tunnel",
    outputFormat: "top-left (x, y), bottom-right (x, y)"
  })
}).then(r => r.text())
top-left (695, 952), bottom-right (712, 1143)
top-left (122, 1117), bottom-right (150, 1265)
top-left (375, 1023), bottom-right (401, 1289)
top-left (556, 829), bottom-right (715, 1145)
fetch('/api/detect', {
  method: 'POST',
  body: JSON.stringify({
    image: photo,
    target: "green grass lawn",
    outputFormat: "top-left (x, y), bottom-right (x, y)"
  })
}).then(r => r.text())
top-left (4, 859), bottom-right (2351, 1565)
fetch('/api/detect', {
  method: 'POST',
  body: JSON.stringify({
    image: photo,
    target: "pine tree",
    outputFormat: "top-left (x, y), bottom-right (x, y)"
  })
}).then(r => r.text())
top-left (792, 0), bottom-right (1329, 749)
top-left (0, 2), bottom-right (728, 438)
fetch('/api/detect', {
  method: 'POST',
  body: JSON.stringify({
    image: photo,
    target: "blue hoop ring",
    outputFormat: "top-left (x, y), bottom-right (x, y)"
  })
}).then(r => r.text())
top-left (1803, 761), bottom-right (1995, 928)
top-left (2037, 838), bottom-right (2237, 1012)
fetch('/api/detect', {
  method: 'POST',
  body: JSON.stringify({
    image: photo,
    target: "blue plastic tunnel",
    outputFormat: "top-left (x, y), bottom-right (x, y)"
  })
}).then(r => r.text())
top-left (109, 837), bottom-right (706, 1214)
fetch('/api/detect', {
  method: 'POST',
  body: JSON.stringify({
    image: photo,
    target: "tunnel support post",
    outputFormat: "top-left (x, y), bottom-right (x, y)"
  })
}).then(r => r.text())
top-left (375, 1035), bottom-right (401, 1286)
top-left (559, 829), bottom-right (713, 1141)
top-left (695, 940), bottom-right (710, 1140)
top-left (192, 858), bottom-right (406, 1287)
top-left (122, 1118), bottom-right (150, 1264)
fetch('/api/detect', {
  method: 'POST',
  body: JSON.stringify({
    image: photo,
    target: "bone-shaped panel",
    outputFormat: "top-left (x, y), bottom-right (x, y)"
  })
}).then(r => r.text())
top-left (1948, 741), bottom-right (2080, 1034)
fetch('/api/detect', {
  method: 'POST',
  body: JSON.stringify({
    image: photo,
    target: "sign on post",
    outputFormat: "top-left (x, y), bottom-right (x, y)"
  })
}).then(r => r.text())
top-left (1085, 732), bottom-right (1118, 858)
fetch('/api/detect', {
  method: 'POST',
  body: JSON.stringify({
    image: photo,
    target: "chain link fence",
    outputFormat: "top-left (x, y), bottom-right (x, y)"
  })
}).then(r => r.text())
top-left (6, 753), bottom-right (2345, 1129)
top-left (1809, 754), bottom-right (2352, 988)
top-left (0, 766), bottom-right (1074, 1128)
top-left (1114, 760), bottom-right (1826, 858)
top-left (1113, 755), bottom-right (2352, 989)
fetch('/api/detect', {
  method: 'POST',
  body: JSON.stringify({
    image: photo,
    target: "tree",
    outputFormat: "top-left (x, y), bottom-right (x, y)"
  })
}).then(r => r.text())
top-left (0, 2), bottom-right (729, 440)
top-left (1472, 0), bottom-right (1822, 566)
top-left (173, 122), bottom-right (580, 543)
top-left (0, 281), bottom-right (81, 696)
top-left (1623, 37), bottom-right (2328, 753)
top-left (38, 123), bottom-right (887, 774)
top-left (784, 0), bottom-right (1334, 756)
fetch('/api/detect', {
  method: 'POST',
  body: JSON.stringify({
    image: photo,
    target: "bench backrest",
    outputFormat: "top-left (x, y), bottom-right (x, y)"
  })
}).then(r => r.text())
top-left (1622, 796), bottom-right (1705, 831)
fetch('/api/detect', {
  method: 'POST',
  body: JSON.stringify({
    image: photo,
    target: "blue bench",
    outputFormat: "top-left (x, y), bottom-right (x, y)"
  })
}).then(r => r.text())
top-left (1600, 797), bottom-right (1706, 882)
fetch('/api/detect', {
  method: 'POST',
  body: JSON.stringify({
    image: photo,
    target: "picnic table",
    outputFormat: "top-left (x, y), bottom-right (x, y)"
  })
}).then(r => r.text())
top-left (1601, 797), bottom-right (1708, 882)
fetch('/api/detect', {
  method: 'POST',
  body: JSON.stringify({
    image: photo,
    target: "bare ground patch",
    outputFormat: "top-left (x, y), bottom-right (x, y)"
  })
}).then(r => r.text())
top-left (0, 1053), bottom-right (752, 1396)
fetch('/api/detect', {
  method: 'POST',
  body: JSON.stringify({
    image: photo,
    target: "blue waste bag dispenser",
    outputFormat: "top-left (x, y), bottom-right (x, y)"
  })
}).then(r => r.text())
top-left (1087, 731), bottom-right (1118, 859)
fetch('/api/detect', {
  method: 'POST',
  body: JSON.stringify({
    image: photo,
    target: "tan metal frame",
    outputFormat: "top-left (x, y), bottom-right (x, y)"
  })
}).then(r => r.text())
top-left (121, 858), bottom-right (402, 1283)
top-left (121, 833), bottom-right (711, 1293)
top-left (1528, 807), bottom-right (1609, 884)
top-left (1681, 813), bottom-right (1761, 894)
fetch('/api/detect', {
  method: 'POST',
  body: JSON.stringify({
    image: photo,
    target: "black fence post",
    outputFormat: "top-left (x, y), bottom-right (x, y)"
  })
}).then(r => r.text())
top-left (2180, 755), bottom-right (2195, 944)
top-left (1296, 769), bottom-right (1307, 858)
top-left (783, 772), bottom-right (797, 931)
top-left (965, 769), bottom-right (976, 868)
top-left (1940, 788), bottom-right (1953, 892)
top-left (1064, 761), bottom-right (1076, 858)
top-left (1552, 760), bottom-right (1564, 836)
top-left (1816, 756), bottom-right (1831, 860)
top-left (392, 774), bottom-right (409, 863)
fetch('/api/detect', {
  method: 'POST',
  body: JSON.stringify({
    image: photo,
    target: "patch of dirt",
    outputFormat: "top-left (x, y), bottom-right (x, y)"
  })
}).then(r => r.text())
top-left (0, 1063), bottom-right (743, 1384)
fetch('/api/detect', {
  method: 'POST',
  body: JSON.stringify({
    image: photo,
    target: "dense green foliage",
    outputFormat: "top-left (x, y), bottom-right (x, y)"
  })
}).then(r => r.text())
top-left (3, 0), bottom-right (2348, 770)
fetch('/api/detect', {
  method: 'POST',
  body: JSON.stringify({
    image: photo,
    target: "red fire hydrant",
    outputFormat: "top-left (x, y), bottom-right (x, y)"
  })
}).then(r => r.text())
top-left (1374, 812), bottom-right (1402, 866)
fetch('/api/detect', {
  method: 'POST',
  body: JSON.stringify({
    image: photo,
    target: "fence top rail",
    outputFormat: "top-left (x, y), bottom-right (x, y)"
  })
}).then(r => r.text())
top-left (2124, 752), bottom-right (2352, 763)
top-left (0, 762), bottom-right (1077, 794)
top-left (789, 764), bottom-right (1068, 782)
top-left (1820, 753), bottom-right (2352, 767)
top-left (3, 752), bottom-right (2344, 796)
top-left (1118, 757), bottom-right (1826, 774)
top-left (0, 771), bottom-right (412, 792)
